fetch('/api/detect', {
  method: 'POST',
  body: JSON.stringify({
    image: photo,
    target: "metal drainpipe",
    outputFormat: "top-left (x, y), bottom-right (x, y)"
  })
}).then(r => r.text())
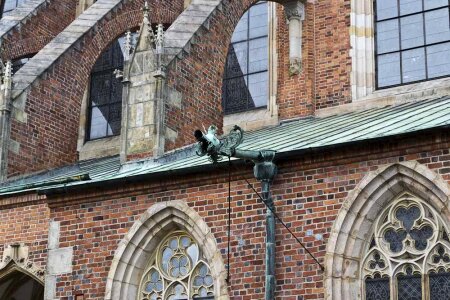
top-left (195, 127), bottom-right (278, 299)
top-left (253, 151), bottom-right (277, 300)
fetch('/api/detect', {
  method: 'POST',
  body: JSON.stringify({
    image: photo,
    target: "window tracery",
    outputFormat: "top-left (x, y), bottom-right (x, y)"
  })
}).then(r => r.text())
top-left (138, 231), bottom-right (214, 300)
top-left (362, 193), bottom-right (450, 300)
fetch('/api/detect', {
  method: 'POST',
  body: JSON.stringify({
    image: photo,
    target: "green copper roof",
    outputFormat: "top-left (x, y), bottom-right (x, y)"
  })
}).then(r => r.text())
top-left (1, 96), bottom-right (449, 195)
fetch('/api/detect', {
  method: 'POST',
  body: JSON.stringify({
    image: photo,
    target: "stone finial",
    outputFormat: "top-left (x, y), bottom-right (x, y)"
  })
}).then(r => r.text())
top-left (0, 61), bottom-right (12, 109)
top-left (155, 24), bottom-right (164, 53)
top-left (1, 61), bottom-right (12, 87)
top-left (142, 1), bottom-right (150, 25)
top-left (124, 30), bottom-right (133, 61)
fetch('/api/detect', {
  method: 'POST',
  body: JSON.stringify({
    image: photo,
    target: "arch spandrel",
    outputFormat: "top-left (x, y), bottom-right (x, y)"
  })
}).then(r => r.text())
top-left (105, 200), bottom-right (228, 300)
top-left (325, 161), bottom-right (450, 300)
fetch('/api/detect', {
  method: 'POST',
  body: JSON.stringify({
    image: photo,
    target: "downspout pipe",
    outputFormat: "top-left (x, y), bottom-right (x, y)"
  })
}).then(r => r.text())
top-left (233, 149), bottom-right (278, 299)
top-left (252, 150), bottom-right (277, 300)
top-left (195, 126), bottom-right (278, 299)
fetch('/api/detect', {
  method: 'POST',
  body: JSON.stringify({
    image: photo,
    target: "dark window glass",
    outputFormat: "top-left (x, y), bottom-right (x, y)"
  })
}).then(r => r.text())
top-left (430, 271), bottom-right (450, 299)
top-left (87, 39), bottom-right (124, 140)
top-left (11, 55), bottom-right (33, 74)
top-left (222, 1), bottom-right (268, 114)
top-left (365, 276), bottom-right (390, 300)
top-left (0, 270), bottom-right (44, 299)
top-left (398, 273), bottom-right (422, 300)
top-left (1, 0), bottom-right (26, 17)
top-left (375, 0), bottom-right (450, 88)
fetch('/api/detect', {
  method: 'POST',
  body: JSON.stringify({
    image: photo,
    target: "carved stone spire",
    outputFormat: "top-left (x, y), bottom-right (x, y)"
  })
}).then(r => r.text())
top-left (155, 23), bottom-right (164, 53)
top-left (142, 1), bottom-right (151, 34)
top-left (2, 61), bottom-right (12, 89)
top-left (0, 61), bottom-right (12, 108)
top-left (0, 61), bottom-right (13, 182)
top-left (123, 30), bottom-right (133, 61)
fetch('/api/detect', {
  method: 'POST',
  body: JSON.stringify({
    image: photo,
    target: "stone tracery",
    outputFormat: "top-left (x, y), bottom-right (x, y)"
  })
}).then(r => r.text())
top-left (138, 231), bottom-right (214, 300)
top-left (362, 193), bottom-right (450, 300)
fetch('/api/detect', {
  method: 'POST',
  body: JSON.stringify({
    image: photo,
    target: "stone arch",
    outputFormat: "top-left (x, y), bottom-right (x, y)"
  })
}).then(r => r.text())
top-left (7, 0), bottom-right (185, 176)
top-left (105, 200), bottom-right (228, 300)
top-left (324, 161), bottom-right (450, 299)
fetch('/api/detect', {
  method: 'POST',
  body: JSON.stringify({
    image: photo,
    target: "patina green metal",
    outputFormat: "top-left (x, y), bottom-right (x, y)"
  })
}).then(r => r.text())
top-left (2, 96), bottom-right (450, 194)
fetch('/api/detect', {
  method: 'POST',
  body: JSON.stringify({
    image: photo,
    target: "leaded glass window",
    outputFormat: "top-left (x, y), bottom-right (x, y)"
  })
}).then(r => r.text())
top-left (1, 0), bottom-right (27, 18)
top-left (375, 0), bottom-right (450, 88)
top-left (138, 231), bottom-right (214, 300)
top-left (87, 32), bottom-right (136, 140)
top-left (222, 1), bottom-right (268, 114)
top-left (362, 193), bottom-right (450, 300)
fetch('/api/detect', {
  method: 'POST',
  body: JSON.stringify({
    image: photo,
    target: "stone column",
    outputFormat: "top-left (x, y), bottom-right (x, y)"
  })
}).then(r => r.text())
top-left (283, 1), bottom-right (306, 76)
top-left (0, 61), bottom-right (12, 182)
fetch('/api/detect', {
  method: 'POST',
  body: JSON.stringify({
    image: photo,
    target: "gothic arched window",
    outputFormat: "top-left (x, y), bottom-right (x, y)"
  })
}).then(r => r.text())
top-left (362, 193), bottom-right (450, 300)
top-left (138, 231), bottom-right (214, 300)
top-left (222, 1), bottom-right (269, 114)
top-left (375, 0), bottom-right (450, 89)
top-left (87, 34), bottom-right (134, 140)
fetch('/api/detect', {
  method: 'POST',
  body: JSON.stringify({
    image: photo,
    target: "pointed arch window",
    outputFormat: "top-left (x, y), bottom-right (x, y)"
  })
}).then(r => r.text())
top-left (222, 1), bottom-right (269, 114)
top-left (87, 40), bottom-right (124, 140)
top-left (138, 231), bottom-right (214, 300)
top-left (362, 193), bottom-right (450, 300)
top-left (86, 32), bottom-right (137, 141)
top-left (0, 270), bottom-right (44, 299)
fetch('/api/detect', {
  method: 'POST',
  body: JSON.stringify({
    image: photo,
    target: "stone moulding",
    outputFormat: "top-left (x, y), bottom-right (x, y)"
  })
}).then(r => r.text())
top-left (0, 243), bottom-right (45, 283)
top-left (324, 161), bottom-right (450, 299)
top-left (105, 200), bottom-right (229, 300)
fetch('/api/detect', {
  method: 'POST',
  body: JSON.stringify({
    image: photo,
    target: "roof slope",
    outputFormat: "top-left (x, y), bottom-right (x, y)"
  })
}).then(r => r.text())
top-left (1, 96), bottom-right (449, 195)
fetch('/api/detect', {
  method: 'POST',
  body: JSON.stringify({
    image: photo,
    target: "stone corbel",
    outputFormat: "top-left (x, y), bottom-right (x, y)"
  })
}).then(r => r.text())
top-left (283, 0), bottom-right (306, 76)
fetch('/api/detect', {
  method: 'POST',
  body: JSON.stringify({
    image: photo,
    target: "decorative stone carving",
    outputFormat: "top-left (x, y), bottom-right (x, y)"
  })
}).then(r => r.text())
top-left (283, 1), bottom-right (306, 76)
top-left (325, 161), bottom-right (450, 300)
top-left (105, 200), bottom-right (229, 300)
top-left (123, 30), bottom-right (133, 61)
top-left (0, 243), bottom-right (45, 282)
top-left (0, 61), bottom-right (12, 182)
top-left (361, 193), bottom-right (450, 299)
top-left (284, 0), bottom-right (305, 21)
top-left (121, 1), bottom-right (168, 161)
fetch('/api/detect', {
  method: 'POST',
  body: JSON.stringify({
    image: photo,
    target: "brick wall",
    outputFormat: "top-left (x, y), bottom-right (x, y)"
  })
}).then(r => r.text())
top-left (6, 0), bottom-right (355, 175)
top-left (7, 0), bottom-right (184, 177)
top-left (312, 0), bottom-right (352, 110)
top-left (32, 129), bottom-right (449, 299)
top-left (165, 0), bottom-right (352, 150)
top-left (0, 196), bottom-right (49, 271)
top-left (1, 0), bottom-right (78, 61)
